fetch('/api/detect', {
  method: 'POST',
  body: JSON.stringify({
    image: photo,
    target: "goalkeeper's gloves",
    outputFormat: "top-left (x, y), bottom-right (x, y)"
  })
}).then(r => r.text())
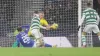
top-left (50, 23), bottom-right (58, 30)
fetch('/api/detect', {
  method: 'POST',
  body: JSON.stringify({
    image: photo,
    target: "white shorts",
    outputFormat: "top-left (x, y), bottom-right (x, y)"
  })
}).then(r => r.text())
top-left (31, 29), bottom-right (41, 39)
top-left (83, 24), bottom-right (100, 33)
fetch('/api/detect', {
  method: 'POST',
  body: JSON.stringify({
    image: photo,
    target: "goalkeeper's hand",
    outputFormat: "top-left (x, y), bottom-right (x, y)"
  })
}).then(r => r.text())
top-left (77, 26), bottom-right (80, 31)
top-left (50, 23), bottom-right (58, 30)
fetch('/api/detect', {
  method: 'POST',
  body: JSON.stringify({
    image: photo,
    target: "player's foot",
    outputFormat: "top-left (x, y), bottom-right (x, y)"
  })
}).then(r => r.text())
top-left (82, 45), bottom-right (86, 48)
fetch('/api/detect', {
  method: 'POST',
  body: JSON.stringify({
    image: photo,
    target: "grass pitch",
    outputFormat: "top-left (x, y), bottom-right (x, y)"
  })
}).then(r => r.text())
top-left (0, 47), bottom-right (100, 56)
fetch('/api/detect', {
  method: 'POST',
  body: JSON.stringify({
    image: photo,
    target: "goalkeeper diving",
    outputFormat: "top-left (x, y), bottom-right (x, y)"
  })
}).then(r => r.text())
top-left (12, 26), bottom-right (56, 47)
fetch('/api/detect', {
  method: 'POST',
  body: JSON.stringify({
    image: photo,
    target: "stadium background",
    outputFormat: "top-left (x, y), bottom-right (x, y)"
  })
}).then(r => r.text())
top-left (0, 0), bottom-right (100, 47)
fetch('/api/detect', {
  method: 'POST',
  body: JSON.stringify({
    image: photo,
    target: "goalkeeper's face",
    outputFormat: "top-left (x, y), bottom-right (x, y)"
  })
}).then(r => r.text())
top-left (39, 13), bottom-right (44, 19)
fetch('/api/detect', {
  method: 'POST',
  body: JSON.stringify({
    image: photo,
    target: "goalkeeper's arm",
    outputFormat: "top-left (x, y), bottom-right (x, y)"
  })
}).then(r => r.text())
top-left (40, 25), bottom-right (50, 30)
top-left (40, 18), bottom-right (58, 30)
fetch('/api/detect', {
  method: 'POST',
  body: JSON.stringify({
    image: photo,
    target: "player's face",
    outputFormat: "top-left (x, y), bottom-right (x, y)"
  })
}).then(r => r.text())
top-left (39, 13), bottom-right (44, 19)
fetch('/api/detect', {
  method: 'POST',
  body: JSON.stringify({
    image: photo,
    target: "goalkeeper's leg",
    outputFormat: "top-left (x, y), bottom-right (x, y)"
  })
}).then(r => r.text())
top-left (44, 43), bottom-right (52, 47)
top-left (44, 43), bottom-right (57, 47)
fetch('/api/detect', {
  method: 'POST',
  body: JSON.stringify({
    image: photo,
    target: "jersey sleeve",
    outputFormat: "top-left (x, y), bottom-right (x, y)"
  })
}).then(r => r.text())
top-left (21, 25), bottom-right (30, 33)
top-left (96, 13), bottom-right (100, 25)
top-left (80, 15), bottom-right (85, 26)
top-left (79, 11), bottom-right (86, 26)
top-left (21, 25), bottom-right (30, 29)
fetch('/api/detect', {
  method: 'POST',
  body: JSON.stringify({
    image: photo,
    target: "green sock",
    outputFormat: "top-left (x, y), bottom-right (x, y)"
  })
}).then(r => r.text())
top-left (82, 35), bottom-right (86, 46)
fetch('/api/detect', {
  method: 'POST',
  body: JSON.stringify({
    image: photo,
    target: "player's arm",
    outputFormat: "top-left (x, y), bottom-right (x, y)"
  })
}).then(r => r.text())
top-left (40, 25), bottom-right (46, 29)
top-left (40, 25), bottom-right (50, 30)
top-left (79, 15), bottom-right (85, 26)
top-left (14, 25), bottom-right (28, 36)
top-left (40, 18), bottom-right (58, 30)
top-left (21, 25), bottom-right (30, 29)
top-left (79, 10), bottom-right (86, 26)
top-left (96, 14), bottom-right (100, 25)
top-left (78, 14), bottom-right (85, 30)
top-left (43, 19), bottom-right (58, 29)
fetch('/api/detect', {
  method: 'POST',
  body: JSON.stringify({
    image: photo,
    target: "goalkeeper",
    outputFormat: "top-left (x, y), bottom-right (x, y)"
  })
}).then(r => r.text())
top-left (12, 26), bottom-right (55, 47)
top-left (40, 11), bottom-right (58, 30)
top-left (78, 2), bottom-right (100, 47)
top-left (13, 11), bottom-right (58, 47)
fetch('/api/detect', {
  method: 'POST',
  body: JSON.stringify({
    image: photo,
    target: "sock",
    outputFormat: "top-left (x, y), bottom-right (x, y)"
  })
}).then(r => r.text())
top-left (82, 35), bottom-right (86, 46)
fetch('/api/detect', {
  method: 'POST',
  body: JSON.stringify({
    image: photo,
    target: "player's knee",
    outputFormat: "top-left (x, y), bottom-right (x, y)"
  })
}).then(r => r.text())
top-left (36, 38), bottom-right (44, 47)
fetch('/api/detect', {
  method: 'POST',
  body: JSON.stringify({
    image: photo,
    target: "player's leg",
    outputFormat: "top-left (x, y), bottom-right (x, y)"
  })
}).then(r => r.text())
top-left (31, 29), bottom-right (44, 47)
top-left (44, 43), bottom-right (52, 47)
top-left (82, 25), bottom-right (92, 47)
top-left (12, 40), bottom-right (19, 47)
top-left (93, 25), bottom-right (100, 40)
top-left (44, 43), bottom-right (57, 47)
top-left (81, 32), bottom-right (87, 47)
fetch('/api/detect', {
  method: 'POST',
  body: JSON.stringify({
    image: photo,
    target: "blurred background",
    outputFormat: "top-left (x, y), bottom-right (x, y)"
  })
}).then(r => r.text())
top-left (0, 0), bottom-right (99, 47)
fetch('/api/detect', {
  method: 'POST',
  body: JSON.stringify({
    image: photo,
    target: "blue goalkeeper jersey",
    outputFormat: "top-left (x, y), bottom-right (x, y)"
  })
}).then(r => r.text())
top-left (21, 25), bottom-right (30, 33)
top-left (16, 31), bottom-right (34, 47)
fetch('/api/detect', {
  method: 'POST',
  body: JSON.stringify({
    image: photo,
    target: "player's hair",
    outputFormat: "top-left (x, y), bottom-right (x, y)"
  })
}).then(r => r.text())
top-left (87, 2), bottom-right (91, 7)
top-left (17, 26), bottom-right (22, 32)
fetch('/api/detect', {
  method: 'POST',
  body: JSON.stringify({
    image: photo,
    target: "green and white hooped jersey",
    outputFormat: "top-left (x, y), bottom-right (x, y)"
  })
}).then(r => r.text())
top-left (83, 8), bottom-right (98, 25)
top-left (30, 15), bottom-right (40, 30)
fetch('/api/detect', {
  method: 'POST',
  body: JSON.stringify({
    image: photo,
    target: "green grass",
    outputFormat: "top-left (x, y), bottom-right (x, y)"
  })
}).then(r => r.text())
top-left (0, 47), bottom-right (100, 56)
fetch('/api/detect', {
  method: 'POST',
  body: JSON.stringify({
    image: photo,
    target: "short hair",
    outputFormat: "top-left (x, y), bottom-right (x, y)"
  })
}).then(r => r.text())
top-left (87, 2), bottom-right (91, 7)
top-left (17, 26), bottom-right (22, 32)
